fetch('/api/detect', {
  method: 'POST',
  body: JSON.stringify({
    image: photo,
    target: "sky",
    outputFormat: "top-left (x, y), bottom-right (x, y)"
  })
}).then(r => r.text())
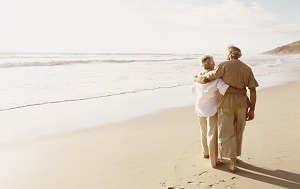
top-left (0, 0), bottom-right (299, 54)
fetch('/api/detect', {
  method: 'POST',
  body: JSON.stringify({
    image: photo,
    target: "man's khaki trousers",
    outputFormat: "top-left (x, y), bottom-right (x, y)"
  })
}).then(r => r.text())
top-left (218, 108), bottom-right (247, 158)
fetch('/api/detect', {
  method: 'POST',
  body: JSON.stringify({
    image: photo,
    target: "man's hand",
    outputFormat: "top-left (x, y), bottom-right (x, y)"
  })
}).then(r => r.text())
top-left (247, 87), bottom-right (257, 121)
top-left (193, 75), bottom-right (210, 84)
top-left (246, 109), bottom-right (255, 121)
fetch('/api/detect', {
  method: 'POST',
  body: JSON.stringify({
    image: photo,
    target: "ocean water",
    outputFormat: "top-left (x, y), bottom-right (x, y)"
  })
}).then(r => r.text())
top-left (1, 52), bottom-right (299, 112)
top-left (1, 52), bottom-right (300, 144)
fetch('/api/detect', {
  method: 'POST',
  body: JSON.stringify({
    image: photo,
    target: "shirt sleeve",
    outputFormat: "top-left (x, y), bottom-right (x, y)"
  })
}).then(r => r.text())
top-left (216, 79), bottom-right (229, 95)
top-left (205, 64), bottom-right (225, 80)
top-left (247, 70), bottom-right (259, 88)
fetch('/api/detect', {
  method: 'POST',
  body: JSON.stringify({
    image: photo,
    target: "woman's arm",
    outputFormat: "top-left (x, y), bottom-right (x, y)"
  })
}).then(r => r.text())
top-left (226, 86), bottom-right (247, 95)
top-left (217, 79), bottom-right (247, 96)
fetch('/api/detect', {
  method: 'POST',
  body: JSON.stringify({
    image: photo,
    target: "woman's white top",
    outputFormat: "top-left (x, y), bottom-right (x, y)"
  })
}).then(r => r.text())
top-left (191, 78), bottom-right (229, 117)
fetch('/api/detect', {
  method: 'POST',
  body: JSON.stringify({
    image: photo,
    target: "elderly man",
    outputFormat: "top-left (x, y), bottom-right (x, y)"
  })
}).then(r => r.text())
top-left (194, 45), bottom-right (259, 172)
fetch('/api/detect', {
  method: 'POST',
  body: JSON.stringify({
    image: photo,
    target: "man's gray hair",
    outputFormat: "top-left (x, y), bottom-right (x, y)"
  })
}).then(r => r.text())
top-left (227, 45), bottom-right (242, 58)
top-left (201, 55), bottom-right (214, 70)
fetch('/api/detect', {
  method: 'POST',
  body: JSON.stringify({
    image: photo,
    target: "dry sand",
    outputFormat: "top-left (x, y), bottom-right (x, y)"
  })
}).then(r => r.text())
top-left (0, 82), bottom-right (300, 189)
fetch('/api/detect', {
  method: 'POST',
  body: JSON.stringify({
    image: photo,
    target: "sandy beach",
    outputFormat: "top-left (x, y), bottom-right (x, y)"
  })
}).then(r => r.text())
top-left (1, 0), bottom-right (300, 188)
top-left (0, 81), bottom-right (300, 189)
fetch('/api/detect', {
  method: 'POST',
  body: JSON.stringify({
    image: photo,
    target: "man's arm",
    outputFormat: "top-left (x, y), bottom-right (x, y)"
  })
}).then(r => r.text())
top-left (226, 87), bottom-right (247, 95)
top-left (247, 87), bottom-right (257, 121)
top-left (194, 64), bottom-right (224, 84)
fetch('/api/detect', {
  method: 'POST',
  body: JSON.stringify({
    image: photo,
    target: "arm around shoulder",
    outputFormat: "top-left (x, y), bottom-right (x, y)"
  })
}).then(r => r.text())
top-left (216, 79), bottom-right (246, 95)
top-left (226, 87), bottom-right (247, 95)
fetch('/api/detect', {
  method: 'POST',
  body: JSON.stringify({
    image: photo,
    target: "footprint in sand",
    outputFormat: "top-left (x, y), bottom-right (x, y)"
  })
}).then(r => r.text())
top-left (166, 186), bottom-right (185, 189)
top-left (160, 182), bottom-right (166, 187)
top-left (187, 180), bottom-right (206, 187)
top-left (194, 170), bottom-right (209, 177)
top-left (204, 184), bottom-right (214, 188)
top-left (226, 183), bottom-right (239, 188)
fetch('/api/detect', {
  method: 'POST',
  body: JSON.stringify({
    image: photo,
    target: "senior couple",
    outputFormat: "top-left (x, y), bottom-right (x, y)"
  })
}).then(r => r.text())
top-left (191, 45), bottom-right (258, 172)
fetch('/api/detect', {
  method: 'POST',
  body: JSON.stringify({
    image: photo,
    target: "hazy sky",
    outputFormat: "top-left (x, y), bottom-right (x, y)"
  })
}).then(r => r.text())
top-left (0, 0), bottom-right (299, 54)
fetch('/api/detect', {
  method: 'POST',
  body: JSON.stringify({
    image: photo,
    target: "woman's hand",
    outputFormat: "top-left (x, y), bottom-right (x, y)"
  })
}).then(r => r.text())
top-left (240, 88), bottom-right (247, 95)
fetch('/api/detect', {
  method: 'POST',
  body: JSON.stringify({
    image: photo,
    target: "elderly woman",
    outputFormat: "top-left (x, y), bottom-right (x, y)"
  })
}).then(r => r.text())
top-left (191, 55), bottom-right (246, 168)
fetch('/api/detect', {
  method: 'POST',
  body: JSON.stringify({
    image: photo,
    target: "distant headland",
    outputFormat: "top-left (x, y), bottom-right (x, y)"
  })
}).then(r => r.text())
top-left (261, 40), bottom-right (300, 55)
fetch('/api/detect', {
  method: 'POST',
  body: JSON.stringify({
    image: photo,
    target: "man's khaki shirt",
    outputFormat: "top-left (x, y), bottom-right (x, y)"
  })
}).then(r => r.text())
top-left (206, 59), bottom-right (259, 109)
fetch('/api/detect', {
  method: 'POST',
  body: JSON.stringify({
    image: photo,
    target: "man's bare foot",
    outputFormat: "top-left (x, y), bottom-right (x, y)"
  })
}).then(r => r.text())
top-left (228, 158), bottom-right (237, 172)
top-left (227, 164), bottom-right (237, 172)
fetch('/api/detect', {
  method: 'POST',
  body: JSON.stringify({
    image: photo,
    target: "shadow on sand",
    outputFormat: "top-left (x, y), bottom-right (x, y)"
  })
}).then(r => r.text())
top-left (224, 160), bottom-right (300, 189)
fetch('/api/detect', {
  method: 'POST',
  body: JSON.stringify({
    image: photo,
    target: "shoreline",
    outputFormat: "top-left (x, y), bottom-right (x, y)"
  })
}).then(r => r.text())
top-left (0, 81), bottom-right (300, 188)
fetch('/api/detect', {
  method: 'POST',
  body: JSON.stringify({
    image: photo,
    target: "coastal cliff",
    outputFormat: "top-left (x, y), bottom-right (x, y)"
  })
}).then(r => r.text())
top-left (262, 40), bottom-right (300, 55)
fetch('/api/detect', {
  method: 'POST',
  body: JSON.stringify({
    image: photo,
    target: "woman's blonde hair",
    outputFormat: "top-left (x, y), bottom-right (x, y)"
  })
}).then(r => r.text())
top-left (227, 45), bottom-right (242, 58)
top-left (201, 55), bottom-right (214, 70)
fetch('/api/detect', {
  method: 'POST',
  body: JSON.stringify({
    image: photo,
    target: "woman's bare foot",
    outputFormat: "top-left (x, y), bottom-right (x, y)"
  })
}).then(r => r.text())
top-left (203, 155), bottom-right (209, 159)
top-left (212, 159), bottom-right (224, 168)
top-left (216, 159), bottom-right (224, 165)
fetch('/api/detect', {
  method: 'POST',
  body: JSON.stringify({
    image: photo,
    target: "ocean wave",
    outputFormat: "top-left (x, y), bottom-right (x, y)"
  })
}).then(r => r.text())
top-left (267, 58), bottom-right (284, 67)
top-left (0, 60), bottom-right (97, 68)
top-left (0, 57), bottom-right (197, 68)
top-left (0, 83), bottom-right (191, 111)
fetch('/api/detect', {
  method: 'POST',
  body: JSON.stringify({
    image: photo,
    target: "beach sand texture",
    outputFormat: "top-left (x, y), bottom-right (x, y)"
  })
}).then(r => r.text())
top-left (0, 82), bottom-right (300, 189)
